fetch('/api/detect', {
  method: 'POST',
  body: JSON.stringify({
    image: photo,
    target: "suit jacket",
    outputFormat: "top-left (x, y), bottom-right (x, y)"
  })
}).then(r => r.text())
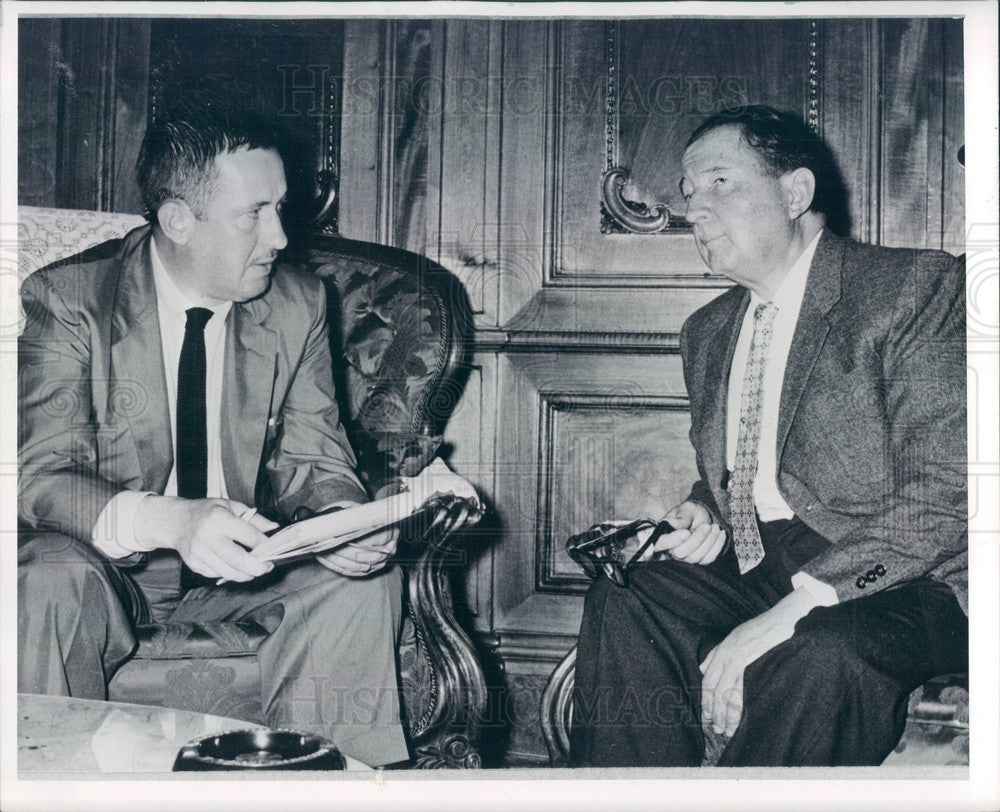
top-left (680, 230), bottom-right (967, 612)
top-left (19, 225), bottom-right (368, 546)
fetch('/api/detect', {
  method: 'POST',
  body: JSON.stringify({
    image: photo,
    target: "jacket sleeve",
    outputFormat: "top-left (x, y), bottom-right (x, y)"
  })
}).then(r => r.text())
top-left (18, 270), bottom-right (128, 544)
top-left (263, 276), bottom-right (369, 519)
top-left (797, 251), bottom-right (967, 604)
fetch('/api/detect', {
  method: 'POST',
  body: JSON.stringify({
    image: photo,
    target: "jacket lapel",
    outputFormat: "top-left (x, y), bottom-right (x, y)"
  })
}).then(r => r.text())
top-left (776, 230), bottom-right (845, 463)
top-left (701, 288), bottom-right (749, 514)
top-left (220, 295), bottom-right (276, 505)
top-left (110, 229), bottom-right (174, 492)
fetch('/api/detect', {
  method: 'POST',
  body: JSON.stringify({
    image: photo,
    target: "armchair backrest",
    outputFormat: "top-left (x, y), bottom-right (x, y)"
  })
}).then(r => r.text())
top-left (18, 206), bottom-right (147, 280)
top-left (17, 207), bottom-right (474, 492)
top-left (290, 236), bottom-right (473, 491)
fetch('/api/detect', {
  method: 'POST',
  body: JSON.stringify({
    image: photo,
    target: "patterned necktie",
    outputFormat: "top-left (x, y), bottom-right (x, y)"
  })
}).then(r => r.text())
top-left (730, 301), bottom-right (778, 574)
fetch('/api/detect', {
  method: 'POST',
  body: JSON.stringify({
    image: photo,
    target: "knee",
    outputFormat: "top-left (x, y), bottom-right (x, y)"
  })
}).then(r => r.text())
top-left (583, 568), bottom-right (648, 610)
top-left (18, 532), bottom-right (116, 613)
top-left (582, 572), bottom-right (613, 609)
top-left (285, 562), bottom-right (403, 626)
top-left (346, 565), bottom-right (403, 626)
top-left (330, 563), bottom-right (402, 604)
top-left (581, 562), bottom-right (681, 622)
top-left (792, 606), bottom-right (870, 664)
top-left (579, 574), bottom-right (632, 632)
top-left (20, 530), bottom-right (106, 565)
top-left (753, 606), bottom-right (870, 684)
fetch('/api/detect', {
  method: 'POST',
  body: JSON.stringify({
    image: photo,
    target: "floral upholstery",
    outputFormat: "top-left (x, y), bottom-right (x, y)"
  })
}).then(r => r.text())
top-left (299, 237), bottom-right (471, 492)
top-left (19, 206), bottom-right (483, 768)
top-left (131, 619), bottom-right (268, 660)
top-left (110, 657), bottom-right (264, 726)
top-left (323, 259), bottom-right (444, 431)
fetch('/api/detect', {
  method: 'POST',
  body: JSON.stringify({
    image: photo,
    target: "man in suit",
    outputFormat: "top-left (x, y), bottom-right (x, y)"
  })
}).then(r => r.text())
top-left (570, 106), bottom-right (967, 766)
top-left (18, 108), bottom-right (409, 766)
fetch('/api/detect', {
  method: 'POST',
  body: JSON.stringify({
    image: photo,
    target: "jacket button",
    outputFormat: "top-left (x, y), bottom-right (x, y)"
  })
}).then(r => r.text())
top-left (874, 564), bottom-right (886, 577)
top-left (856, 577), bottom-right (867, 589)
top-left (865, 570), bottom-right (877, 582)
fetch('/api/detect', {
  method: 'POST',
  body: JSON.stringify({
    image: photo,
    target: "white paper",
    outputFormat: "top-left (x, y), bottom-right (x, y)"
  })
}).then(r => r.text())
top-left (250, 459), bottom-right (480, 562)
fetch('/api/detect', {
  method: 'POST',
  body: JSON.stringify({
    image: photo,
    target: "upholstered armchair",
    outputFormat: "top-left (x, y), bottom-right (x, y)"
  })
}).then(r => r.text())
top-left (541, 639), bottom-right (969, 766)
top-left (18, 206), bottom-right (487, 769)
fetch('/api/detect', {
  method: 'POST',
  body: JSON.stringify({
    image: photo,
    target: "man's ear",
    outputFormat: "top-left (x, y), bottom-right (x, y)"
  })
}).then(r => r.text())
top-left (156, 199), bottom-right (195, 246)
top-left (782, 168), bottom-right (816, 220)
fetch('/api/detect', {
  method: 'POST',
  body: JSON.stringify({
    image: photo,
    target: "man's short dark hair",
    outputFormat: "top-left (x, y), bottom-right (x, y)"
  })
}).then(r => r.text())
top-left (687, 105), bottom-right (848, 229)
top-left (136, 107), bottom-right (281, 220)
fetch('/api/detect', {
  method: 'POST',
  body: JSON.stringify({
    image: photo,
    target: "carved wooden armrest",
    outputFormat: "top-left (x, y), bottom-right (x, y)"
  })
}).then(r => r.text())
top-left (398, 493), bottom-right (487, 768)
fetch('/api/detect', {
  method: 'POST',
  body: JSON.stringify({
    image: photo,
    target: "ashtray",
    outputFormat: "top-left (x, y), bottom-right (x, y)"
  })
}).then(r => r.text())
top-left (173, 728), bottom-right (346, 771)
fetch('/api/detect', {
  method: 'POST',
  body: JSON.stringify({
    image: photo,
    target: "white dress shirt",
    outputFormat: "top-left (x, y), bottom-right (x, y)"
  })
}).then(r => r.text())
top-left (723, 229), bottom-right (837, 603)
top-left (726, 230), bottom-right (820, 519)
top-left (91, 236), bottom-right (232, 557)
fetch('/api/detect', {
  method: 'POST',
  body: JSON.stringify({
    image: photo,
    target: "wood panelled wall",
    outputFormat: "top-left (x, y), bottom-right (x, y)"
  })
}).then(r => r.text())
top-left (19, 16), bottom-right (964, 765)
top-left (19, 19), bottom-right (150, 213)
top-left (19, 18), bottom-right (344, 223)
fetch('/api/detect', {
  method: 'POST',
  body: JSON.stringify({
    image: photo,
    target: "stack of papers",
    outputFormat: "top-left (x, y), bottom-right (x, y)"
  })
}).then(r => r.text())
top-left (250, 459), bottom-right (479, 563)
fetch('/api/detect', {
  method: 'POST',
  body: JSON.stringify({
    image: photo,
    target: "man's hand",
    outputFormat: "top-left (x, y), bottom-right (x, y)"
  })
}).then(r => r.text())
top-left (314, 459), bottom-right (478, 577)
top-left (316, 525), bottom-right (399, 577)
top-left (312, 499), bottom-right (399, 577)
top-left (639, 500), bottom-right (728, 565)
top-left (136, 496), bottom-right (277, 582)
top-left (699, 587), bottom-right (828, 737)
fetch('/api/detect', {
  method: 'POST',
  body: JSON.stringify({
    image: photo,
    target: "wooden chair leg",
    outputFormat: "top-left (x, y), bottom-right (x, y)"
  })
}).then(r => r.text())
top-left (540, 645), bottom-right (576, 767)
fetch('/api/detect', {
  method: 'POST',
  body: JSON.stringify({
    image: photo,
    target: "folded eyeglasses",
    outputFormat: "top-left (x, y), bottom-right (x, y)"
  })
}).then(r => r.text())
top-left (566, 518), bottom-right (675, 587)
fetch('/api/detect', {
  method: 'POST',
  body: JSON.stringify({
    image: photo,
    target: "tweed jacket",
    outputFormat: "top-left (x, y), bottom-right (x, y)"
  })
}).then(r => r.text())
top-left (681, 230), bottom-right (967, 612)
top-left (19, 225), bottom-right (368, 547)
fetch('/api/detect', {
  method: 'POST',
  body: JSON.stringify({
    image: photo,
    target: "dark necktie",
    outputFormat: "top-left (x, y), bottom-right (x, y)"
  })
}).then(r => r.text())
top-left (730, 301), bottom-right (778, 574)
top-left (177, 307), bottom-right (213, 589)
top-left (177, 307), bottom-right (214, 498)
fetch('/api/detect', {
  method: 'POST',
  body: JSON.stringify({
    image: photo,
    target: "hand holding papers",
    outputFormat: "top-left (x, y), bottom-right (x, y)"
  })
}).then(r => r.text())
top-left (395, 457), bottom-right (480, 514)
top-left (250, 459), bottom-right (480, 564)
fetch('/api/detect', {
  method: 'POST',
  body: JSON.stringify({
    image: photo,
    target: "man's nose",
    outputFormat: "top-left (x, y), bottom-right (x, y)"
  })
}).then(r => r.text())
top-left (684, 192), bottom-right (710, 225)
top-left (262, 208), bottom-right (288, 252)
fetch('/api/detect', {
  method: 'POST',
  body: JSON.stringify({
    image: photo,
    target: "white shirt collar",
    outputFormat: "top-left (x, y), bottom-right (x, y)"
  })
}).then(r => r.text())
top-left (749, 228), bottom-right (824, 311)
top-left (150, 234), bottom-right (233, 322)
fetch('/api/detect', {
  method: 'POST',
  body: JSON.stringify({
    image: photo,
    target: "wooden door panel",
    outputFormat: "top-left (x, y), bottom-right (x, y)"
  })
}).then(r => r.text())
top-left (542, 401), bottom-right (699, 589)
top-left (501, 19), bottom-right (813, 296)
top-left (492, 352), bottom-right (694, 636)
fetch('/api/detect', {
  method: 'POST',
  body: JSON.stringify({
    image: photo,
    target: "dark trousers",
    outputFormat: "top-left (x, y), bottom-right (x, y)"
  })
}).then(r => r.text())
top-left (569, 518), bottom-right (968, 767)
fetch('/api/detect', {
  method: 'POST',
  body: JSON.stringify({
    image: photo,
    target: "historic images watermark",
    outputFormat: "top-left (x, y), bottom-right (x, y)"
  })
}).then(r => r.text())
top-left (278, 67), bottom-right (752, 120)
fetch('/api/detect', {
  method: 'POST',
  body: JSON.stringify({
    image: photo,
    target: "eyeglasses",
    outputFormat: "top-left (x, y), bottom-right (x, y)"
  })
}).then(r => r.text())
top-left (566, 518), bottom-right (674, 587)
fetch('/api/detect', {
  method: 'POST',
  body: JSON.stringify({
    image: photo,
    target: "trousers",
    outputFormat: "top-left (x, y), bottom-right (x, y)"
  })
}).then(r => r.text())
top-left (569, 518), bottom-right (968, 766)
top-left (17, 530), bottom-right (409, 766)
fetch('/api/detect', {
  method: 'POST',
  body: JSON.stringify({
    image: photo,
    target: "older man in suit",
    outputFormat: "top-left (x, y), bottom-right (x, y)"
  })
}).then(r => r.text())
top-left (18, 108), bottom-right (408, 766)
top-left (570, 106), bottom-right (967, 767)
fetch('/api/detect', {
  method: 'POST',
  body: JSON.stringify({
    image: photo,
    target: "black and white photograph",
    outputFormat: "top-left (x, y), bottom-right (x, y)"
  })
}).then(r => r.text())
top-left (2, 1), bottom-right (998, 810)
